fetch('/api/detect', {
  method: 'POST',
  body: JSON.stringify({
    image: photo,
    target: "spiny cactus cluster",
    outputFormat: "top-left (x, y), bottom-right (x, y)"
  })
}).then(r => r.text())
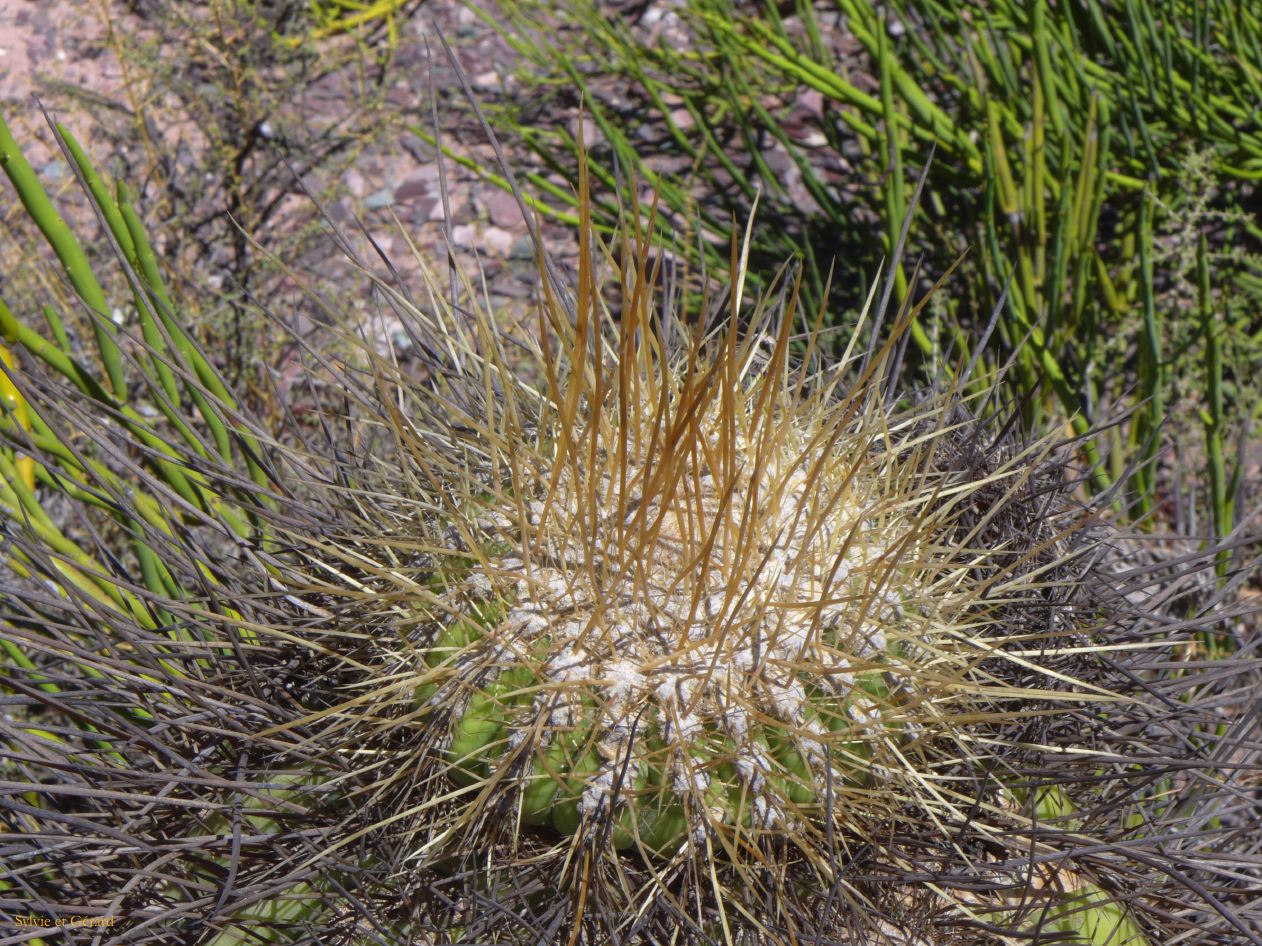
top-left (1, 120), bottom-right (1259, 946)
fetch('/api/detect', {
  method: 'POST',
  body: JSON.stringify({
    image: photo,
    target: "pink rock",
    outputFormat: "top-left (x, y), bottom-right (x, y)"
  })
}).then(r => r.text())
top-left (484, 188), bottom-right (525, 229)
top-left (668, 108), bottom-right (695, 132)
top-left (570, 116), bottom-right (602, 149)
top-left (394, 172), bottom-right (432, 204)
top-left (481, 226), bottom-right (516, 257)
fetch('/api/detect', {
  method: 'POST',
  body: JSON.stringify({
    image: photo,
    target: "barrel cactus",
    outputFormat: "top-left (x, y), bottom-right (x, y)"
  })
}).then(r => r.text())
top-left (1, 117), bottom-right (1258, 945)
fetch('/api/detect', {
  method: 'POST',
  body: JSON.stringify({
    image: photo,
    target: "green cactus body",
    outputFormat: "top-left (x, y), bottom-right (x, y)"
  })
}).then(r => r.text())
top-left (420, 594), bottom-right (909, 855)
top-left (616, 731), bottom-right (688, 854)
top-left (445, 667), bottom-right (535, 785)
top-left (519, 728), bottom-right (572, 825)
top-left (548, 741), bottom-right (602, 837)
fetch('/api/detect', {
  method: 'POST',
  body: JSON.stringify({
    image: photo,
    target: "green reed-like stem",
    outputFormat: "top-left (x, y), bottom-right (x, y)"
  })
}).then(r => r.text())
top-left (0, 114), bottom-right (125, 397)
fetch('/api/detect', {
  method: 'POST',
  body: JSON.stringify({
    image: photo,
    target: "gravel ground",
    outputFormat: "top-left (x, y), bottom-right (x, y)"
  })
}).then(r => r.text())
top-left (0, 0), bottom-right (565, 388)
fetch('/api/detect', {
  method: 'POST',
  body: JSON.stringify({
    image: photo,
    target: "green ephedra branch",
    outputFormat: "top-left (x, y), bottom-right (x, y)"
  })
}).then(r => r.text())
top-left (2, 116), bottom-right (1259, 946)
